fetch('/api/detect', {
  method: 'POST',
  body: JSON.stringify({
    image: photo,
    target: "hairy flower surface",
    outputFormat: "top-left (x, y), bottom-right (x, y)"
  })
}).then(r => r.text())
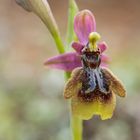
top-left (63, 10), bottom-right (126, 120)
top-left (64, 63), bottom-right (126, 120)
top-left (44, 10), bottom-right (109, 71)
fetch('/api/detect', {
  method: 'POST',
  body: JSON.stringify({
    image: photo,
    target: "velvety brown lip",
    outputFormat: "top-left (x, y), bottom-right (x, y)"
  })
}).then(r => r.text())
top-left (78, 88), bottom-right (112, 103)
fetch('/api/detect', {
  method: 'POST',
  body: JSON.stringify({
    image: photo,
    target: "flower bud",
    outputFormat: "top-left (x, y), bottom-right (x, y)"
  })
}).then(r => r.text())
top-left (16, 0), bottom-right (59, 38)
top-left (16, 0), bottom-right (65, 53)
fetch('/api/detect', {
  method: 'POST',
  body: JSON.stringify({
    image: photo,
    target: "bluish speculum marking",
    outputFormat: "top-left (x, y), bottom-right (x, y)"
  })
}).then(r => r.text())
top-left (78, 45), bottom-right (111, 102)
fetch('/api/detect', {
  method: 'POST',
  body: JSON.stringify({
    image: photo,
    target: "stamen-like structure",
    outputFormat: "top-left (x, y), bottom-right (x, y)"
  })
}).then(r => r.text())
top-left (88, 32), bottom-right (101, 51)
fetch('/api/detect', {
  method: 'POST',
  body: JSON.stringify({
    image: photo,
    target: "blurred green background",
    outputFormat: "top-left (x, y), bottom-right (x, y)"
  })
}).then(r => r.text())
top-left (0, 0), bottom-right (140, 140)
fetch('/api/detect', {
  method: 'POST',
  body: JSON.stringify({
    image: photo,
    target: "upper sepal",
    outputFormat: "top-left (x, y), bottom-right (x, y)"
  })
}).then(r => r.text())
top-left (74, 10), bottom-right (96, 45)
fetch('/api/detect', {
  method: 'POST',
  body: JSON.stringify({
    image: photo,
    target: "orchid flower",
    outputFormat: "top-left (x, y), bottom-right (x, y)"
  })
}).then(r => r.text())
top-left (45, 10), bottom-right (126, 120)
top-left (44, 10), bottom-right (108, 72)
top-left (63, 10), bottom-right (126, 120)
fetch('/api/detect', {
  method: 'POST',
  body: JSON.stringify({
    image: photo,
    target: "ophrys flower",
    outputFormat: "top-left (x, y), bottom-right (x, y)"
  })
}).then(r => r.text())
top-left (63, 10), bottom-right (126, 120)
top-left (45, 9), bottom-right (126, 120)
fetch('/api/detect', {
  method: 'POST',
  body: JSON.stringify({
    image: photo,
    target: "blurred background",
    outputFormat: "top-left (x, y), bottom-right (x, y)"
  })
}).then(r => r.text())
top-left (0, 0), bottom-right (140, 140)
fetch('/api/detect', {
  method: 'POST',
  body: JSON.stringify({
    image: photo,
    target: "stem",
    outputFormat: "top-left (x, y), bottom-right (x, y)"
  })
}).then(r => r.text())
top-left (66, 0), bottom-right (78, 46)
top-left (53, 33), bottom-right (65, 54)
top-left (71, 114), bottom-right (83, 140)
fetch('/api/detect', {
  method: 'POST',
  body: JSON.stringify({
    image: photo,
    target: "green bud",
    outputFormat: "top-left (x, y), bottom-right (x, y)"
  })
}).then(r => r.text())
top-left (15, 0), bottom-right (65, 53)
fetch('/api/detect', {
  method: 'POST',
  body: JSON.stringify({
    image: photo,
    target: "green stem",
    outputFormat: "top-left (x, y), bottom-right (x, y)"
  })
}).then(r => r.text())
top-left (66, 0), bottom-right (78, 46)
top-left (53, 33), bottom-right (65, 54)
top-left (71, 114), bottom-right (83, 140)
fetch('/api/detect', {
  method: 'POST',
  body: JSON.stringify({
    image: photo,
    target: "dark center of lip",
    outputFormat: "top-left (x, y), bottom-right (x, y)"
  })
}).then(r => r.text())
top-left (78, 67), bottom-right (111, 102)
top-left (78, 88), bottom-right (112, 102)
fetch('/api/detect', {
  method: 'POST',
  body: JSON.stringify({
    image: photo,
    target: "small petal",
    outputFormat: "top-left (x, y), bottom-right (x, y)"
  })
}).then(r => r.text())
top-left (71, 42), bottom-right (84, 54)
top-left (102, 68), bottom-right (126, 97)
top-left (98, 41), bottom-right (108, 53)
top-left (44, 52), bottom-right (81, 71)
top-left (74, 10), bottom-right (96, 45)
top-left (63, 68), bottom-right (83, 99)
top-left (72, 92), bottom-right (116, 120)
